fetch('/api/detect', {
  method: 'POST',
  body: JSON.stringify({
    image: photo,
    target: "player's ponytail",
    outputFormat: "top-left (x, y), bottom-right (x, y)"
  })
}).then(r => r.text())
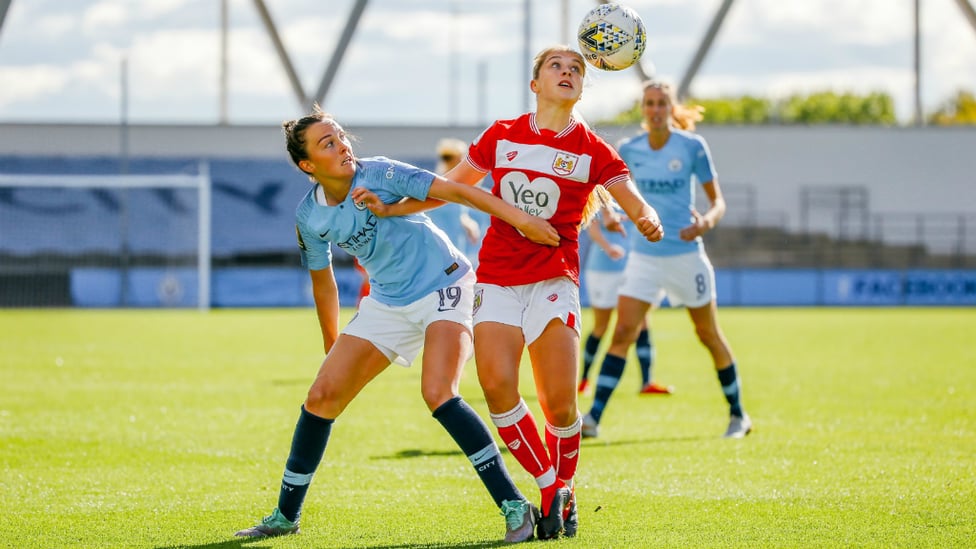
top-left (580, 185), bottom-right (615, 229)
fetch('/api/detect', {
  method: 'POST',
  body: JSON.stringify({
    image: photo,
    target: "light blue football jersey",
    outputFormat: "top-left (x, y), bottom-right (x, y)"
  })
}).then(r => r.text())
top-left (295, 156), bottom-right (470, 306)
top-left (584, 216), bottom-right (630, 273)
top-left (617, 129), bottom-right (717, 257)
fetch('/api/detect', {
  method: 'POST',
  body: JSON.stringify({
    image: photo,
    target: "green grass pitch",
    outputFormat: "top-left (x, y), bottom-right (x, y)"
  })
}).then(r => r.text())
top-left (2, 307), bottom-right (974, 548)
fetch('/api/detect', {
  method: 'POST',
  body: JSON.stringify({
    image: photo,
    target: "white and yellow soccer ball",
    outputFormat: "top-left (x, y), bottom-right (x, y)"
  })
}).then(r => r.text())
top-left (577, 3), bottom-right (647, 71)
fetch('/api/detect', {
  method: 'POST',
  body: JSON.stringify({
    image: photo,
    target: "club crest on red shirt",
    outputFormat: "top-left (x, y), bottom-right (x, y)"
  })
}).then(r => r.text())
top-left (552, 152), bottom-right (579, 176)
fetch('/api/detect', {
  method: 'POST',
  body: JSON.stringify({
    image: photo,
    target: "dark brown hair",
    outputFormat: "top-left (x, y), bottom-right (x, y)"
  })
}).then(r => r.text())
top-left (282, 105), bottom-right (334, 174)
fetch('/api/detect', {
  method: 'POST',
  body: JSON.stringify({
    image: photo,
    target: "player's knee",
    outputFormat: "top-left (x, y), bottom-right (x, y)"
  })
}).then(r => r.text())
top-left (420, 384), bottom-right (455, 411)
top-left (547, 402), bottom-right (579, 427)
top-left (305, 383), bottom-right (344, 417)
top-left (478, 375), bottom-right (506, 401)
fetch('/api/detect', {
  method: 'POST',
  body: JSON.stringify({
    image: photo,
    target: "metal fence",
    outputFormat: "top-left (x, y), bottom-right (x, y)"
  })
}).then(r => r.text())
top-left (705, 184), bottom-right (976, 269)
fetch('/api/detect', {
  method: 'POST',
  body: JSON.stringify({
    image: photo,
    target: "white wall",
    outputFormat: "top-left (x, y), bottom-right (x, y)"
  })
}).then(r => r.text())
top-left (2, 122), bottom-right (974, 234)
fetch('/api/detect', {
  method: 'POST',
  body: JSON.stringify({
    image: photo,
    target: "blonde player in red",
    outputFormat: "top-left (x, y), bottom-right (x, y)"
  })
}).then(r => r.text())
top-left (358, 45), bottom-right (663, 539)
top-left (362, 46), bottom-right (659, 541)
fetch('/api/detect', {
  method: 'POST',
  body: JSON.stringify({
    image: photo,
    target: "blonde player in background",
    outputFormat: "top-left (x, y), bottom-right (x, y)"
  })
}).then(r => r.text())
top-left (582, 80), bottom-right (751, 440)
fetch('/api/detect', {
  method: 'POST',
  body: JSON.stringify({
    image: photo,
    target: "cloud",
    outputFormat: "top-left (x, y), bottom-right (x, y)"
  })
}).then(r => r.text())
top-left (0, 65), bottom-right (69, 107)
top-left (0, 0), bottom-right (973, 124)
top-left (81, 1), bottom-right (129, 34)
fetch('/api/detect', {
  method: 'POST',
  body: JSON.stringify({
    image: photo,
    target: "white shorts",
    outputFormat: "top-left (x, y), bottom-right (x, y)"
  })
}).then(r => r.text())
top-left (344, 270), bottom-right (475, 366)
top-left (584, 270), bottom-right (625, 309)
top-left (619, 249), bottom-right (716, 309)
top-left (473, 277), bottom-right (582, 345)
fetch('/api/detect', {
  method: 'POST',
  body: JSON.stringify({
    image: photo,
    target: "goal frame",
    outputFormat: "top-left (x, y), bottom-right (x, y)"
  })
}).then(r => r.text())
top-left (0, 162), bottom-right (212, 310)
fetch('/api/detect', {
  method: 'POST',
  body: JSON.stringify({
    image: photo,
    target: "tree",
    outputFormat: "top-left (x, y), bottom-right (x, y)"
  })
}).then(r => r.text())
top-left (928, 91), bottom-right (976, 125)
top-left (778, 91), bottom-right (896, 125)
top-left (689, 95), bottom-right (772, 124)
top-left (599, 90), bottom-right (899, 125)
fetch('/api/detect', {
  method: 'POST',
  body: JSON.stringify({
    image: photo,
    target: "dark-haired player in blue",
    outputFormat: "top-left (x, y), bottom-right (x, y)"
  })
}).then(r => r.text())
top-left (582, 80), bottom-right (751, 440)
top-left (235, 107), bottom-right (560, 543)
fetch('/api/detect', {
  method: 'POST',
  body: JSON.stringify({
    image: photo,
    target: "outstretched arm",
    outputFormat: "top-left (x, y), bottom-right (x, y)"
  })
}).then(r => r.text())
top-left (427, 176), bottom-right (559, 246)
top-left (309, 266), bottom-right (340, 354)
top-left (350, 159), bottom-right (488, 218)
top-left (350, 190), bottom-right (445, 217)
top-left (608, 180), bottom-right (664, 242)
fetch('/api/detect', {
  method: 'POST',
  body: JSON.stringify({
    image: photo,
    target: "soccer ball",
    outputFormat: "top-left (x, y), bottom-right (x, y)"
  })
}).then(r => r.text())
top-left (577, 3), bottom-right (647, 71)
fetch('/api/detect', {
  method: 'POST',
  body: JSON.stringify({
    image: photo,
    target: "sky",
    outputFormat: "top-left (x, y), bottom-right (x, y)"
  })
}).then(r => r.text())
top-left (0, 0), bottom-right (975, 126)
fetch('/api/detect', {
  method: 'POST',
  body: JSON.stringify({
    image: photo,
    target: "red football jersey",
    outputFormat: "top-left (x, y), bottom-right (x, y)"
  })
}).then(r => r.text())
top-left (468, 113), bottom-right (631, 286)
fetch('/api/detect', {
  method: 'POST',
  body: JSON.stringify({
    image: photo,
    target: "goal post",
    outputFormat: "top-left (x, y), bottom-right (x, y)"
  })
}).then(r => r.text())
top-left (0, 162), bottom-right (212, 310)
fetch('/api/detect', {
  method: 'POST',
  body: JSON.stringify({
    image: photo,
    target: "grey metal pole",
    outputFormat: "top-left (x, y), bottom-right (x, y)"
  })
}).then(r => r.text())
top-left (251, 0), bottom-right (308, 109)
top-left (523, 0), bottom-right (531, 112)
top-left (219, 0), bottom-right (228, 124)
top-left (478, 59), bottom-right (487, 125)
top-left (0, 0), bottom-right (12, 36)
top-left (119, 56), bottom-right (130, 306)
top-left (313, 0), bottom-right (369, 108)
top-left (561, 0), bottom-right (569, 44)
top-left (449, 0), bottom-right (459, 126)
top-left (914, 0), bottom-right (923, 126)
top-left (678, 0), bottom-right (736, 101)
top-left (954, 0), bottom-right (976, 35)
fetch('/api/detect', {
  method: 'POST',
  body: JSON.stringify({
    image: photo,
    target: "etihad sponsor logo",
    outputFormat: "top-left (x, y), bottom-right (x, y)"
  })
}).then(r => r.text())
top-left (636, 178), bottom-right (686, 193)
top-left (336, 214), bottom-right (378, 252)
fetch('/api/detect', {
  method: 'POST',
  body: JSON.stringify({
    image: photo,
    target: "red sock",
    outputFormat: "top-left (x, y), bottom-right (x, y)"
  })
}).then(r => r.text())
top-left (491, 399), bottom-right (553, 481)
top-left (546, 415), bottom-right (581, 486)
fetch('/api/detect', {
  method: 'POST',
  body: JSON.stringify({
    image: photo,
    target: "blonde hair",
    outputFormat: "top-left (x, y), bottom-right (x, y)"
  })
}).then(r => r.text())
top-left (532, 45), bottom-right (586, 80)
top-left (641, 80), bottom-right (704, 131)
top-left (435, 137), bottom-right (467, 174)
top-left (580, 186), bottom-right (614, 229)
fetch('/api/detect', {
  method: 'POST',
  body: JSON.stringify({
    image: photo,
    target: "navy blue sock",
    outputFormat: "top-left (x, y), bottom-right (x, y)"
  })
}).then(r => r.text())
top-left (433, 396), bottom-right (522, 507)
top-left (717, 363), bottom-right (744, 417)
top-left (635, 329), bottom-right (654, 386)
top-left (588, 354), bottom-right (626, 423)
top-left (581, 333), bottom-right (602, 380)
top-left (277, 405), bottom-right (333, 523)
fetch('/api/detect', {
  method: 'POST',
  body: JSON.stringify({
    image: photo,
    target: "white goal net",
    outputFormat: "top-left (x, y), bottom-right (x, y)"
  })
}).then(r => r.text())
top-left (0, 164), bottom-right (211, 309)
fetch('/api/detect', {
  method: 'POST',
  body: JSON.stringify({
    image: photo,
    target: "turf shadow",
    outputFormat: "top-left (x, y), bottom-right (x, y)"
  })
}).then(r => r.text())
top-left (369, 447), bottom-right (464, 460)
top-left (157, 539), bottom-right (506, 549)
top-left (582, 434), bottom-right (709, 448)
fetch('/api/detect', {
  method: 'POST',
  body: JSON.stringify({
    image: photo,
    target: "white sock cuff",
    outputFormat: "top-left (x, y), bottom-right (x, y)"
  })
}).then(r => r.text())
top-left (535, 467), bottom-right (557, 489)
top-left (490, 398), bottom-right (529, 428)
top-left (546, 414), bottom-right (582, 438)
